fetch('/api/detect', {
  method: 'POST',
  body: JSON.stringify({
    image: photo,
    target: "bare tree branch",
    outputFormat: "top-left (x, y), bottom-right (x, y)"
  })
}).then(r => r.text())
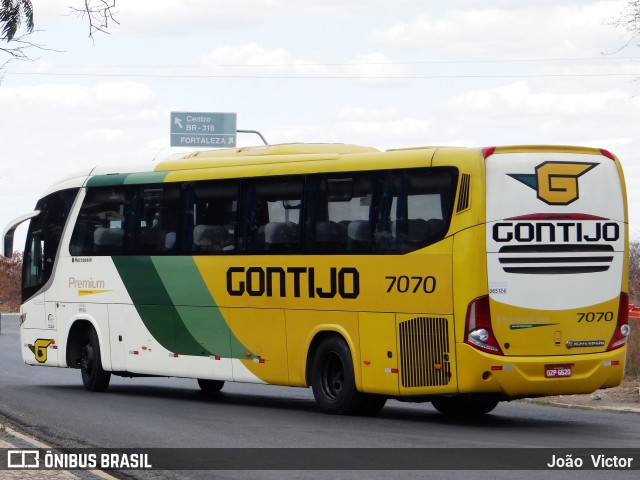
top-left (68, 0), bottom-right (118, 40)
top-left (0, 29), bottom-right (60, 74)
top-left (0, 33), bottom-right (62, 84)
top-left (1, 1), bottom-right (117, 68)
top-left (609, 0), bottom-right (640, 52)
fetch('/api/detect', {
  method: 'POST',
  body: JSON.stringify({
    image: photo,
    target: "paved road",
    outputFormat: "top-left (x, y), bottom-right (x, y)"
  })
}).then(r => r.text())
top-left (0, 314), bottom-right (638, 480)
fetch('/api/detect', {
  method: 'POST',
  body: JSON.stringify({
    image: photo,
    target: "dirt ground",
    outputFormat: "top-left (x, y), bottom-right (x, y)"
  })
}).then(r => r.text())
top-left (532, 378), bottom-right (640, 412)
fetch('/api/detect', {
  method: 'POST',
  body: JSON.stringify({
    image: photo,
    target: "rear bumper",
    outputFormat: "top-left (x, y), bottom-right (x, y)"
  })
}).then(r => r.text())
top-left (455, 343), bottom-right (626, 399)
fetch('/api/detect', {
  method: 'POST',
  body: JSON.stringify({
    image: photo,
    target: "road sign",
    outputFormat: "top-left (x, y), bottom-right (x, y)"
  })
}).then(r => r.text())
top-left (170, 112), bottom-right (237, 148)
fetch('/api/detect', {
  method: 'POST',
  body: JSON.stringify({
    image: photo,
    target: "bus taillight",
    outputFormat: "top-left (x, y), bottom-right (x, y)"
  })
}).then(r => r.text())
top-left (464, 295), bottom-right (504, 355)
top-left (607, 293), bottom-right (630, 351)
top-left (600, 149), bottom-right (615, 161)
top-left (482, 147), bottom-right (496, 159)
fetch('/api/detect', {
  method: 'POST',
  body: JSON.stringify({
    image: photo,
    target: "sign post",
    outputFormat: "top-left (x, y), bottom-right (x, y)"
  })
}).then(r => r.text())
top-left (170, 112), bottom-right (237, 148)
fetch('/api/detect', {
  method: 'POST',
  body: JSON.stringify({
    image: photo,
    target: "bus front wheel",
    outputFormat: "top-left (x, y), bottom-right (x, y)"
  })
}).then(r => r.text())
top-left (80, 327), bottom-right (111, 392)
top-left (197, 379), bottom-right (224, 394)
top-left (311, 336), bottom-right (365, 415)
top-left (431, 397), bottom-right (499, 416)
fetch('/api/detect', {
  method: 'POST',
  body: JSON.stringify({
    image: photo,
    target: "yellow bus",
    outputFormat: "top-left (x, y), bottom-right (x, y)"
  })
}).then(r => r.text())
top-left (2, 143), bottom-right (630, 416)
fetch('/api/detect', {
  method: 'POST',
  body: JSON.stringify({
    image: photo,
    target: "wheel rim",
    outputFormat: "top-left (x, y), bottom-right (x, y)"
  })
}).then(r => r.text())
top-left (80, 342), bottom-right (94, 375)
top-left (320, 351), bottom-right (345, 400)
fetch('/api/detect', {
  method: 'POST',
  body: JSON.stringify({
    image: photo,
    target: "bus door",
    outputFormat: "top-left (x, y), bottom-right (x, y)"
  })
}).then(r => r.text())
top-left (18, 189), bottom-right (79, 365)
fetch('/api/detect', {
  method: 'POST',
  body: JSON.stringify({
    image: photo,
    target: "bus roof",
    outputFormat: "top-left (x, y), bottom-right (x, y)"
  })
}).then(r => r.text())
top-left (41, 143), bottom-right (619, 193)
top-left (179, 143), bottom-right (380, 158)
top-left (154, 144), bottom-right (443, 182)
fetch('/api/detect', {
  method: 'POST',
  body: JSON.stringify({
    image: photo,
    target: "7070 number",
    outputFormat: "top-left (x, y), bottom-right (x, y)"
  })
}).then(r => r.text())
top-left (385, 275), bottom-right (436, 294)
top-left (577, 311), bottom-right (614, 322)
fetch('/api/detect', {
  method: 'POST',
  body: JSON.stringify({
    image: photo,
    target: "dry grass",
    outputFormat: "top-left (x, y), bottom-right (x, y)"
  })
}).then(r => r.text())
top-left (625, 317), bottom-right (640, 378)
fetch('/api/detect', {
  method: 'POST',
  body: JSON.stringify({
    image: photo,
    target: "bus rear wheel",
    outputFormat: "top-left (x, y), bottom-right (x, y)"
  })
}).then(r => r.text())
top-left (431, 397), bottom-right (499, 416)
top-left (197, 379), bottom-right (225, 394)
top-left (311, 336), bottom-right (365, 415)
top-left (80, 327), bottom-right (111, 392)
top-left (359, 394), bottom-right (387, 416)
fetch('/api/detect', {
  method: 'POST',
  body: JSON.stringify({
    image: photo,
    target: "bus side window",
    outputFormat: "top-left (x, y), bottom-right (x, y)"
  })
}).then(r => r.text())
top-left (305, 174), bottom-right (374, 254)
top-left (93, 227), bottom-right (124, 255)
top-left (240, 177), bottom-right (303, 254)
top-left (186, 181), bottom-right (239, 255)
top-left (71, 187), bottom-right (127, 256)
top-left (377, 168), bottom-right (457, 253)
top-left (129, 184), bottom-right (180, 255)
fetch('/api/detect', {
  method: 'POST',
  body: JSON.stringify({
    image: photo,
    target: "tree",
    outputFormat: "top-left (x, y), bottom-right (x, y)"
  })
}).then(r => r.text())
top-left (1, 0), bottom-right (117, 64)
top-left (0, 0), bottom-right (35, 62)
top-left (0, 0), bottom-right (33, 42)
top-left (612, 0), bottom-right (640, 50)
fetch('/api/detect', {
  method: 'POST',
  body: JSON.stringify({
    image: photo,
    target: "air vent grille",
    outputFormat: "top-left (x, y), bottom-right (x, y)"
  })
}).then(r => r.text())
top-left (399, 317), bottom-right (451, 388)
top-left (456, 174), bottom-right (470, 213)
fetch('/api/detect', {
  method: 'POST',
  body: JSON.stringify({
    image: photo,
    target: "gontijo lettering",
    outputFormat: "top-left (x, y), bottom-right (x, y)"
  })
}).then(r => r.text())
top-left (227, 266), bottom-right (360, 299)
top-left (492, 222), bottom-right (619, 243)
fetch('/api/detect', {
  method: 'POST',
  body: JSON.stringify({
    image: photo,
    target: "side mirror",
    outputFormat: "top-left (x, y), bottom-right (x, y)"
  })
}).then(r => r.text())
top-left (2, 210), bottom-right (41, 257)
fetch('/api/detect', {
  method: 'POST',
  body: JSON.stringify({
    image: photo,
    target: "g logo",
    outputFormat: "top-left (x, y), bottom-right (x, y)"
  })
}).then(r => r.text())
top-left (509, 161), bottom-right (597, 205)
top-left (28, 338), bottom-right (53, 363)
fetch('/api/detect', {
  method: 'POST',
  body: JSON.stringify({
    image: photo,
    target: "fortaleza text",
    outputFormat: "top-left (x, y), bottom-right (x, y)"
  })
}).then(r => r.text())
top-left (547, 454), bottom-right (634, 469)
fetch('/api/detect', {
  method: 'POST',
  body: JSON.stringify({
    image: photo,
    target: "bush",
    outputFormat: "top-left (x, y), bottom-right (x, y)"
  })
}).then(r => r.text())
top-left (0, 252), bottom-right (22, 313)
top-left (630, 241), bottom-right (640, 305)
top-left (627, 242), bottom-right (640, 378)
top-left (625, 317), bottom-right (640, 378)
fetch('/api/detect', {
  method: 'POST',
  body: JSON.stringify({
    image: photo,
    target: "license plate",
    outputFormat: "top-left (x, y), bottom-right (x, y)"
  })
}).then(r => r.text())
top-left (545, 364), bottom-right (573, 378)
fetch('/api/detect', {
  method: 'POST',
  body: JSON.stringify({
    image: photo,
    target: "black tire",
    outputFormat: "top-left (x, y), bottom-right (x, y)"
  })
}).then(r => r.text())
top-left (431, 397), bottom-right (499, 416)
top-left (80, 327), bottom-right (111, 392)
top-left (358, 394), bottom-right (387, 416)
top-left (311, 336), bottom-right (364, 415)
top-left (197, 379), bottom-right (225, 394)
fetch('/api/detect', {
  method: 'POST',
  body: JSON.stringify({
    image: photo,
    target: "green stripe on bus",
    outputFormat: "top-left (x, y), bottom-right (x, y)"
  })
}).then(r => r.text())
top-left (86, 172), bottom-right (169, 187)
top-left (113, 256), bottom-right (248, 359)
top-left (123, 172), bottom-right (169, 185)
top-left (86, 174), bottom-right (131, 187)
top-left (151, 256), bottom-right (247, 358)
top-left (112, 256), bottom-right (205, 356)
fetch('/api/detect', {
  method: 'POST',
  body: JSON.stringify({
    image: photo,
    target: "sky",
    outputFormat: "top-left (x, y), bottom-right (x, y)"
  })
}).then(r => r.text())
top-left (0, 0), bottom-right (639, 250)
